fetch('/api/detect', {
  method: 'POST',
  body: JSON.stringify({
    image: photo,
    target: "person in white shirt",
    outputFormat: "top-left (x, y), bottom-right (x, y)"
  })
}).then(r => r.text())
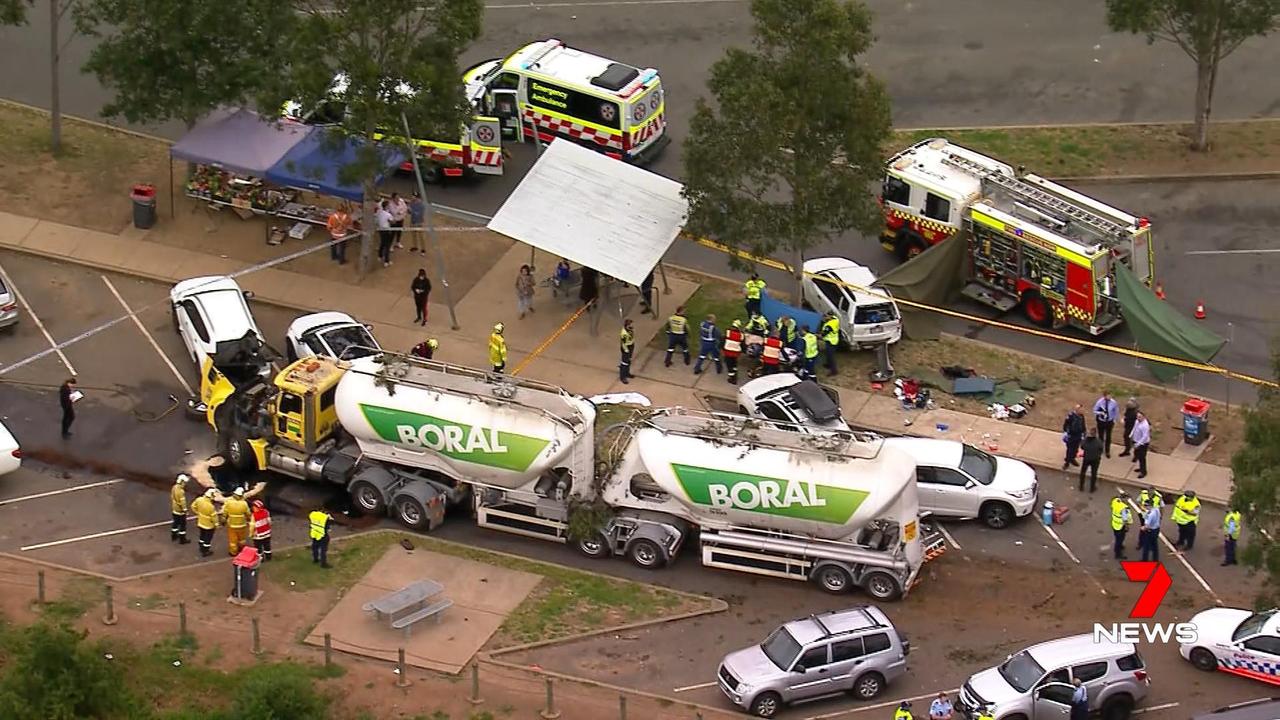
top-left (387, 192), bottom-right (408, 249)
top-left (375, 200), bottom-right (394, 267)
top-left (929, 693), bottom-right (953, 720)
top-left (1129, 411), bottom-right (1151, 478)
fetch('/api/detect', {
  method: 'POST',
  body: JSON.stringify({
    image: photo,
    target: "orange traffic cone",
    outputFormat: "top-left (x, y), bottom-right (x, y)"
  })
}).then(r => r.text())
top-left (1154, 283), bottom-right (1166, 300)
top-left (1194, 300), bottom-right (1206, 320)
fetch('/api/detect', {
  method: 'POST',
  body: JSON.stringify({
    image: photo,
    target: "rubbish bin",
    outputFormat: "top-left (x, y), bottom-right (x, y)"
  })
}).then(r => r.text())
top-left (130, 183), bottom-right (156, 230)
top-left (231, 546), bottom-right (261, 601)
top-left (1182, 398), bottom-right (1211, 445)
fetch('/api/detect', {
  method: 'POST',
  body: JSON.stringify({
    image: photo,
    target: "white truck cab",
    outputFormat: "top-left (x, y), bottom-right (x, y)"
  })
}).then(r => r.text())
top-left (737, 374), bottom-right (850, 434)
top-left (801, 258), bottom-right (902, 349)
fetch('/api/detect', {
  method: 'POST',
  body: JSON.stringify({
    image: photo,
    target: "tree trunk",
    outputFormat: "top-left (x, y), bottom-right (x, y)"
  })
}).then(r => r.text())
top-left (1191, 55), bottom-right (1215, 152)
top-left (792, 246), bottom-right (804, 303)
top-left (48, 0), bottom-right (61, 154)
top-left (359, 185), bottom-right (374, 277)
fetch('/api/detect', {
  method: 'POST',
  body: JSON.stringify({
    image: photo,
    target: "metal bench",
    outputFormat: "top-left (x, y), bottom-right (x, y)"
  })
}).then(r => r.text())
top-left (389, 598), bottom-right (453, 637)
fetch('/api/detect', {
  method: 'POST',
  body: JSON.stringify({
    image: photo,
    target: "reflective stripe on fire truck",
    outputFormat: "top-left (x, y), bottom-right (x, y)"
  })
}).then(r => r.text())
top-left (887, 207), bottom-right (956, 235)
top-left (521, 106), bottom-right (623, 151)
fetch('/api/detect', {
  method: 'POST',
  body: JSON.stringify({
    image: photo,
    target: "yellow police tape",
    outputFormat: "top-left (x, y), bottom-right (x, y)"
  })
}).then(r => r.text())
top-left (511, 300), bottom-right (594, 377)
top-left (690, 235), bottom-right (1279, 389)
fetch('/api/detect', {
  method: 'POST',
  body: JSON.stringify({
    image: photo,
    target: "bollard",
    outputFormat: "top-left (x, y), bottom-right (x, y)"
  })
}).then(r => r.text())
top-left (102, 585), bottom-right (117, 626)
top-left (395, 647), bottom-right (411, 688)
top-left (540, 677), bottom-right (561, 719)
top-left (324, 633), bottom-right (332, 667)
top-left (466, 662), bottom-right (483, 705)
top-left (252, 617), bottom-right (262, 655)
top-left (178, 602), bottom-right (187, 636)
top-left (619, 694), bottom-right (627, 720)
top-left (36, 570), bottom-right (45, 604)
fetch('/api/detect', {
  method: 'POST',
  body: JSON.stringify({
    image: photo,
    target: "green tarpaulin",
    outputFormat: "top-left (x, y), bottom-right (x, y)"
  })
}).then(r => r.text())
top-left (875, 234), bottom-right (968, 340)
top-left (1114, 264), bottom-right (1226, 382)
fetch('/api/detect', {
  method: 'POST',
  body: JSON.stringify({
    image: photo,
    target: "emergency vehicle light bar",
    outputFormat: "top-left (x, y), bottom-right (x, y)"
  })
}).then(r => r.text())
top-left (521, 38), bottom-right (563, 69)
top-left (619, 69), bottom-right (658, 98)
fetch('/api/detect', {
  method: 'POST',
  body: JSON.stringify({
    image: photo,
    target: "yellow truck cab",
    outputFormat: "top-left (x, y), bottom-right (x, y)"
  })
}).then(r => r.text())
top-left (464, 38), bottom-right (668, 165)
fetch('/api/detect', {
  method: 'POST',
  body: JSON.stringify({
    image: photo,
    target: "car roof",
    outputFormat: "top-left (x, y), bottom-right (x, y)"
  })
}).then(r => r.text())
top-left (784, 607), bottom-right (890, 645)
top-left (1024, 634), bottom-right (1136, 665)
top-left (884, 437), bottom-right (964, 468)
top-left (188, 286), bottom-right (255, 340)
top-left (804, 258), bottom-right (893, 306)
top-left (289, 311), bottom-right (359, 337)
top-left (171, 275), bottom-right (239, 299)
top-left (1194, 698), bottom-right (1280, 720)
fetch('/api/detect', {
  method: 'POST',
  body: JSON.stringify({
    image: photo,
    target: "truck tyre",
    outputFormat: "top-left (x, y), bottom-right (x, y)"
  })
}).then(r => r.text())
top-left (980, 501), bottom-right (1015, 529)
top-left (750, 691), bottom-right (782, 718)
top-left (815, 565), bottom-right (853, 594)
top-left (1189, 648), bottom-right (1218, 671)
top-left (852, 671), bottom-right (885, 700)
top-left (348, 480), bottom-right (386, 517)
top-left (223, 433), bottom-right (254, 472)
top-left (576, 533), bottom-right (610, 559)
top-left (860, 570), bottom-right (903, 601)
top-left (1102, 695), bottom-right (1134, 720)
top-left (626, 538), bottom-right (664, 569)
top-left (395, 496), bottom-right (431, 531)
top-left (1020, 290), bottom-right (1053, 328)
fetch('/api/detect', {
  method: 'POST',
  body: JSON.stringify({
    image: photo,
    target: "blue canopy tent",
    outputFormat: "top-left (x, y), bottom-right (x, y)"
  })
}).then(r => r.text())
top-left (264, 130), bottom-right (407, 202)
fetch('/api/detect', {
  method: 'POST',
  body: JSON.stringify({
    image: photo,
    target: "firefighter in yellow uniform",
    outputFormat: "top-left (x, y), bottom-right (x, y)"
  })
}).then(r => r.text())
top-left (743, 274), bottom-right (766, 317)
top-left (1171, 490), bottom-right (1201, 553)
top-left (489, 323), bottom-right (507, 373)
top-left (821, 313), bottom-right (841, 375)
top-left (191, 488), bottom-right (219, 558)
top-left (170, 474), bottom-right (190, 545)
top-left (221, 487), bottom-right (251, 556)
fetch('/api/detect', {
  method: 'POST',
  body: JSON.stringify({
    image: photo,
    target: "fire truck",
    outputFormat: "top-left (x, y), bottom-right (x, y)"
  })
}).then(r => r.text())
top-left (878, 138), bottom-right (1155, 335)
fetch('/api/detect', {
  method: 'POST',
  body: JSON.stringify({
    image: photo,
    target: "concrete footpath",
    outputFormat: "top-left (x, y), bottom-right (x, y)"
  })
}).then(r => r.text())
top-left (0, 209), bottom-right (1233, 505)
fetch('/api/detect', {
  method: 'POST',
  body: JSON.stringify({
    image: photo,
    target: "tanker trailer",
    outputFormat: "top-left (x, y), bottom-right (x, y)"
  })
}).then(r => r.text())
top-left (583, 408), bottom-right (942, 600)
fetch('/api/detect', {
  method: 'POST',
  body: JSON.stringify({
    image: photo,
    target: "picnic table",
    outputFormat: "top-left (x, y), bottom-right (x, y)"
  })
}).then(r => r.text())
top-left (362, 580), bottom-right (453, 636)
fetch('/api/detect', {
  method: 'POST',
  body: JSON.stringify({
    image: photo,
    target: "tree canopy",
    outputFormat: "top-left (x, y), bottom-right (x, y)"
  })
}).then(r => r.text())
top-left (0, 0), bottom-right (31, 25)
top-left (681, 0), bottom-right (891, 290)
top-left (1230, 346), bottom-right (1280, 604)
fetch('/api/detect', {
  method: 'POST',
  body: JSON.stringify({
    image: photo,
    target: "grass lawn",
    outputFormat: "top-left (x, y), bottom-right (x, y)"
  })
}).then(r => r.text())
top-left (270, 530), bottom-right (717, 649)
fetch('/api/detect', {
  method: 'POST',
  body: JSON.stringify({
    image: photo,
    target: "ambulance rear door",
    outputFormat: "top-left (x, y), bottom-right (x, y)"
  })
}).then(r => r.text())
top-left (625, 76), bottom-right (665, 157)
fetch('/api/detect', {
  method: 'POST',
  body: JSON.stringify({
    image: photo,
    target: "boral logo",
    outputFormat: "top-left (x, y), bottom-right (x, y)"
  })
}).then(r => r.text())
top-left (359, 404), bottom-right (550, 472)
top-left (671, 464), bottom-right (868, 524)
top-left (1092, 562), bottom-right (1198, 643)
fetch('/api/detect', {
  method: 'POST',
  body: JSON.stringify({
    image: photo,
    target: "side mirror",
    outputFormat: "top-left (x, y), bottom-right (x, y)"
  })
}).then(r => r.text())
top-left (793, 665), bottom-right (806, 674)
top-left (243, 290), bottom-right (256, 300)
top-left (965, 480), bottom-right (977, 490)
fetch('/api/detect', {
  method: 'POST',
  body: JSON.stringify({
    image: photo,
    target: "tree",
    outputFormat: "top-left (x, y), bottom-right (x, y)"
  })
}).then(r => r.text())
top-left (255, 0), bottom-right (483, 275)
top-left (681, 0), bottom-right (891, 298)
top-left (0, 0), bottom-right (31, 25)
top-left (73, 0), bottom-right (294, 129)
top-left (1230, 347), bottom-right (1280, 604)
top-left (0, 623), bottom-right (135, 719)
top-left (1106, 0), bottom-right (1280, 151)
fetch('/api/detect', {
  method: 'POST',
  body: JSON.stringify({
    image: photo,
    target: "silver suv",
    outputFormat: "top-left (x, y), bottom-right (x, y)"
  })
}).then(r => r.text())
top-left (718, 606), bottom-right (909, 718)
top-left (957, 634), bottom-right (1150, 720)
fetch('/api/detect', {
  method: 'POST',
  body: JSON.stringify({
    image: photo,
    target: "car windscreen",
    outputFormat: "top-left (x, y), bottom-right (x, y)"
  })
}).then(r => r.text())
top-left (761, 627), bottom-right (802, 671)
top-left (998, 650), bottom-right (1046, 693)
top-left (1233, 610), bottom-right (1276, 641)
top-left (319, 325), bottom-right (377, 360)
top-left (853, 302), bottom-right (898, 324)
top-left (959, 444), bottom-right (997, 485)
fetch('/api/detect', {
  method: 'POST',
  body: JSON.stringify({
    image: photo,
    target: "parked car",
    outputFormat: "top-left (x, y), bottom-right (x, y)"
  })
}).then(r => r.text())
top-left (957, 634), bottom-right (1150, 720)
top-left (0, 274), bottom-right (19, 331)
top-left (737, 374), bottom-right (851, 434)
top-left (0, 418), bottom-right (21, 476)
top-left (285, 311), bottom-right (380, 362)
top-left (1193, 698), bottom-right (1280, 720)
top-left (170, 276), bottom-right (265, 368)
top-left (801, 257), bottom-right (902, 349)
top-left (882, 437), bottom-right (1038, 529)
top-left (1180, 607), bottom-right (1280, 685)
top-left (718, 606), bottom-right (910, 718)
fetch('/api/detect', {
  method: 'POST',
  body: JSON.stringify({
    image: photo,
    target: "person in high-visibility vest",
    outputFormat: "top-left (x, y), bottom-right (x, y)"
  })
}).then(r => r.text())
top-left (221, 486), bottom-right (251, 557)
top-left (619, 319), bottom-right (635, 384)
top-left (251, 499), bottom-right (272, 562)
top-left (309, 508), bottom-right (333, 569)
top-left (191, 488), bottom-right (219, 558)
top-left (743, 274), bottom-right (766, 318)
top-left (489, 323), bottom-right (507, 373)
top-left (777, 316), bottom-right (798, 351)
top-left (410, 338), bottom-right (438, 359)
top-left (760, 333), bottom-right (782, 375)
top-left (802, 325), bottom-right (820, 380)
top-left (975, 706), bottom-right (995, 720)
top-left (1171, 490), bottom-right (1201, 552)
top-left (1110, 491), bottom-right (1133, 560)
top-left (665, 305), bottom-right (690, 367)
top-left (693, 314), bottom-right (722, 375)
top-left (723, 320), bottom-right (744, 385)
top-left (894, 701), bottom-right (913, 720)
top-left (746, 313), bottom-right (769, 336)
top-left (1135, 487), bottom-right (1162, 553)
top-left (821, 313), bottom-right (841, 375)
top-left (170, 473), bottom-right (190, 545)
top-left (1223, 507), bottom-right (1241, 566)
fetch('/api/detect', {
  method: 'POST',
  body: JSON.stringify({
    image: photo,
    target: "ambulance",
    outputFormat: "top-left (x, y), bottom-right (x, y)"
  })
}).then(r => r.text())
top-left (464, 39), bottom-right (669, 165)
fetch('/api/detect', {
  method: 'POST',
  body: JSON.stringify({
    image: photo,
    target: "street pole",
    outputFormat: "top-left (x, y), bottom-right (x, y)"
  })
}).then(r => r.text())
top-left (1225, 322), bottom-right (1233, 413)
top-left (49, 0), bottom-right (61, 153)
top-left (529, 123), bottom-right (542, 270)
top-left (401, 113), bottom-right (460, 330)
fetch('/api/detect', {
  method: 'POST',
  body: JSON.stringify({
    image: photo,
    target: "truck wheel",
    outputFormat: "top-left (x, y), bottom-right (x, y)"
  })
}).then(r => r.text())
top-left (861, 570), bottom-right (903, 601)
top-left (395, 496), bottom-right (430, 531)
top-left (1102, 695), bottom-right (1134, 720)
top-left (980, 501), bottom-right (1015, 529)
top-left (576, 533), bottom-right (611, 559)
top-left (750, 691), bottom-right (782, 718)
top-left (223, 434), bottom-right (254, 472)
top-left (852, 671), bottom-right (885, 699)
top-left (1189, 647), bottom-right (1218, 671)
top-left (626, 538), bottom-right (665, 569)
top-left (1020, 291), bottom-right (1053, 328)
top-left (815, 565), bottom-right (853, 594)
top-left (348, 481), bottom-right (386, 516)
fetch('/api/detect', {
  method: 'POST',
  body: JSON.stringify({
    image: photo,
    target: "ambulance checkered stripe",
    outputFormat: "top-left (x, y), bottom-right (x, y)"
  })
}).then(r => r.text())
top-left (523, 108), bottom-right (622, 150)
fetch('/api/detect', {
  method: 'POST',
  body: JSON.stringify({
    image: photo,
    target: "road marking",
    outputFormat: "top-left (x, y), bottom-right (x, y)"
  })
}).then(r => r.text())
top-left (0, 478), bottom-right (125, 506)
top-left (937, 523), bottom-right (962, 550)
top-left (1125, 498), bottom-right (1221, 605)
top-left (1040, 517), bottom-right (1110, 596)
top-left (1134, 703), bottom-right (1180, 715)
top-left (0, 261), bottom-right (76, 375)
top-left (485, 0), bottom-right (742, 8)
top-left (1185, 249), bottom-right (1280, 255)
top-left (21, 516), bottom-right (193, 551)
top-left (802, 689), bottom-right (959, 719)
top-left (673, 681), bottom-right (716, 693)
top-left (101, 275), bottom-right (194, 396)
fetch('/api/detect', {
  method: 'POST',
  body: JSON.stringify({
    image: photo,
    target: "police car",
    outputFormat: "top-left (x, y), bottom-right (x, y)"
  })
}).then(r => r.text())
top-left (1181, 607), bottom-right (1280, 685)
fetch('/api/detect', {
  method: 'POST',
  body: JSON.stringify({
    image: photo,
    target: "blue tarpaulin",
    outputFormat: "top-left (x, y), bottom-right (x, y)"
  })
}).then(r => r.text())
top-left (264, 130), bottom-right (406, 202)
top-left (759, 290), bottom-right (823, 333)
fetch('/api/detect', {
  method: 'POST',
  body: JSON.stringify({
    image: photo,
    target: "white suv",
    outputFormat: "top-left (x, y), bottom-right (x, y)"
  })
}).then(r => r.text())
top-left (801, 257), bottom-right (902, 348)
top-left (170, 276), bottom-right (264, 368)
top-left (882, 437), bottom-right (1038, 529)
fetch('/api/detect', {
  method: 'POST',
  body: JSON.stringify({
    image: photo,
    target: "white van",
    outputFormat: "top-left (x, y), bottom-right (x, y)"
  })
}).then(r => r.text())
top-left (802, 258), bottom-right (902, 349)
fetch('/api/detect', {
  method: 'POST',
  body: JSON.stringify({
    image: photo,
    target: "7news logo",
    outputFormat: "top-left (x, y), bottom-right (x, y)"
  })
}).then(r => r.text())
top-left (1092, 561), bottom-right (1199, 644)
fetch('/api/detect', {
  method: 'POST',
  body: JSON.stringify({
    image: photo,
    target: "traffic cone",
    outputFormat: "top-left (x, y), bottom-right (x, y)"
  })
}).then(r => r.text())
top-left (1154, 283), bottom-right (1165, 300)
top-left (1194, 299), bottom-right (1206, 320)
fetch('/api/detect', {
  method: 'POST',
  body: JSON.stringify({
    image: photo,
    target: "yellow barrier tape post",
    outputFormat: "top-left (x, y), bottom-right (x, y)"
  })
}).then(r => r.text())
top-left (510, 301), bottom-right (594, 377)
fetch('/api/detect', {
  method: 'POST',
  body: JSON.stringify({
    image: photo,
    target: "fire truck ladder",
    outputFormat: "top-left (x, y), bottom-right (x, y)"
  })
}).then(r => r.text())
top-left (941, 153), bottom-right (1130, 244)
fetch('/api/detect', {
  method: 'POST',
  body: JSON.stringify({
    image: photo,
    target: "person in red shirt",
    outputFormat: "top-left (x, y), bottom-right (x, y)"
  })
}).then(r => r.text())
top-left (251, 500), bottom-right (272, 561)
top-left (723, 320), bottom-right (744, 385)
